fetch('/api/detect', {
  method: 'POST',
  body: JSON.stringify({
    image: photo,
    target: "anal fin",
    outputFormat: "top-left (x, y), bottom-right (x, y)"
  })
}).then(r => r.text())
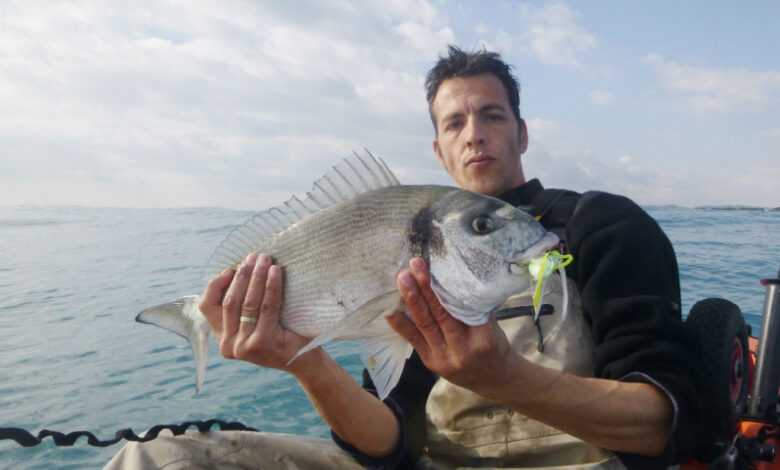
top-left (287, 291), bottom-right (405, 380)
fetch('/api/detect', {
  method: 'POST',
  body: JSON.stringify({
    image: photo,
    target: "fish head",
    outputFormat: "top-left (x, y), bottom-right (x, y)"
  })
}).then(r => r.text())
top-left (425, 190), bottom-right (559, 326)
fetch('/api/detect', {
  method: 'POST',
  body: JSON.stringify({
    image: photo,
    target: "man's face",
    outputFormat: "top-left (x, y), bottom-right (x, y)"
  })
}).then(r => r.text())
top-left (431, 73), bottom-right (527, 197)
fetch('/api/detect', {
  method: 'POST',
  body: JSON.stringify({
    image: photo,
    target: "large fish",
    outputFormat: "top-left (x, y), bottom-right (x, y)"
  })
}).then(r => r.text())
top-left (138, 151), bottom-right (559, 399)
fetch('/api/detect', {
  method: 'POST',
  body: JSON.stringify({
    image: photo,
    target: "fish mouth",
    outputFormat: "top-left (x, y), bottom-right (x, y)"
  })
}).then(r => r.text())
top-left (508, 232), bottom-right (560, 272)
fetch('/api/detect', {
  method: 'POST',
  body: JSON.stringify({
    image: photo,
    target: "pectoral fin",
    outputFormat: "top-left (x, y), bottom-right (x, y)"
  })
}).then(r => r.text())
top-left (136, 295), bottom-right (211, 394)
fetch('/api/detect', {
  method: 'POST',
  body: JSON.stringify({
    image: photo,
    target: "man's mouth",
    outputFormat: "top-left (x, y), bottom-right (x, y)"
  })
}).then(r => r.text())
top-left (466, 153), bottom-right (494, 167)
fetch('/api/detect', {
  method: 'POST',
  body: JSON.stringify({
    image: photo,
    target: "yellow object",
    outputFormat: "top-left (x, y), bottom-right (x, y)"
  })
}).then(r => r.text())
top-left (529, 250), bottom-right (573, 314)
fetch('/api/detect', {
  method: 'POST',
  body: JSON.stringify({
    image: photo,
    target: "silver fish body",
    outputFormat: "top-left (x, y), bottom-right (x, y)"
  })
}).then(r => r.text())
top-left (261, 184), bottom-right (451, 339)
top-left (137, 152), bottom-right (558, 399)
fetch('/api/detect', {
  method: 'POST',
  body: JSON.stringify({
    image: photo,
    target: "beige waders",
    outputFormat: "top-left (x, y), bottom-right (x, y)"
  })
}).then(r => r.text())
top-left (420, 276), bottom-right (627, 470)
top-left (103, 430), bottom-right (365, 470)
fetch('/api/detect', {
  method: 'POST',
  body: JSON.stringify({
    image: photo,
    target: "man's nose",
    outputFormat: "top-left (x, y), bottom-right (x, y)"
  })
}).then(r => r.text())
top-left (465, 118), bottom-right (486, 147)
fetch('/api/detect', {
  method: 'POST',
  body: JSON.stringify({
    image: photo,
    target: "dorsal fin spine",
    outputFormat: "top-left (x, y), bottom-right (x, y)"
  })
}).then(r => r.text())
top-left (262, 211), bottom-right (281, 229)
top-left (372, 152), bottom-right (398, 186)
top-left (333, 166), bottom-right (358, 196)
top-left (323, 174), bottom-right (348, 200)
top-left (204, 151), bottom-right (401, 278)
top-left (248, 219), bottom-right (271, 235)
top-left (313, 181), bottom-right (338, 204)
top-left (221, 245), bottom-right (246, 262)
top-left (355, 152), bottom-right (381, 188)
top-left (268, 208), bottom-right (290, 226)
top-left (305, 197), bottom-right (322, 211)
top-left (231, 231), bottom-right (255, 249)
top-left (305, 192), bottom-right (325, 209)
top-left (286, 196), bottom-right (312, 217)
top-left (344, 158), bottom-right (371, 192)
top-left (244, 226), bottom-right (265, 239)
top-left (284, 211), bottom-right (300, 225)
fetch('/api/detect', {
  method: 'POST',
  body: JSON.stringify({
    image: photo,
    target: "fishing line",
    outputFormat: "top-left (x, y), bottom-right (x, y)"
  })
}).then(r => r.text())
top-left (528, 250), bottom-right (574, 352)
top-left (0, 419), bottom-right (258, 448)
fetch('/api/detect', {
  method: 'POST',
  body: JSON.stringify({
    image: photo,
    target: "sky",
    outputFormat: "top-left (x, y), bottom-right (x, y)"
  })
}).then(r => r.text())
top-left (1, 0), bottom-right (778, 210)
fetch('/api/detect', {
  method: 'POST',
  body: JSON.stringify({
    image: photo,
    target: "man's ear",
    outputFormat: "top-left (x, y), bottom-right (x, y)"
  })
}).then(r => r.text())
top-left (519, 119), bottom-right (529, 154)
top-left (433, 139), bottom-right (446, 167)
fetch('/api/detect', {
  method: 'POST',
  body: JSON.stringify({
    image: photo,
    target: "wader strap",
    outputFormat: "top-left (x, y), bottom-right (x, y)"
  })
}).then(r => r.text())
top-left (0, 419), bottom-right (258, 447)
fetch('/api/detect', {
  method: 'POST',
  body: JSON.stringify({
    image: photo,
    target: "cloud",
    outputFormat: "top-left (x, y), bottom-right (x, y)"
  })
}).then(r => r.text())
top-left (517, 1), bottom-right (597, 66)
top-left (1, 1), bottom-right (775, 210)
top-left (394, 22), bottom-right (455, 55)
top-left (522, 118), bottom-right (776, 207)
top-left (644, 54), bottom-right (780, 113)
top-left (588, 90), bottom-right (615, 106)
top-left (757, 128), bottom-right (780, 140)
top-left (0, 0), bottom-right (449, 209)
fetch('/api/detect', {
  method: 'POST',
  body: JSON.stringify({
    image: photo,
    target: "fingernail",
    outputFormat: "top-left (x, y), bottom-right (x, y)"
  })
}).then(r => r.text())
top-left (245, 252), bottom-right (258, 265)
top-left (257, 253), bottom-right (272, 267)
top-left (212, 267), bottom-right (234, 281)
top-left (399, 272), bottom-right (414, 287)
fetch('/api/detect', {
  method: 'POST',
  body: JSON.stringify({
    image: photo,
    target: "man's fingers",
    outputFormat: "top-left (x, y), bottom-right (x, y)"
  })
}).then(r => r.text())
top-left (256, 264), bottom-right (283, 332)
top-left (222, 253), bottom-right (257, 339)
top-left (386, 311), bottom-right (430, 359)
top-left (238, 254), bottom-right (272, 336)
top-left (408, 257), bottom-right (466, 345)
top-left (397, 269), bottom-right (447, 351)
top-left (199, 268), bottom-right (234, 337)
top-left (408, 258), bottom-right (448, 321)
top-left (200, 269), bottom-right (234, 311)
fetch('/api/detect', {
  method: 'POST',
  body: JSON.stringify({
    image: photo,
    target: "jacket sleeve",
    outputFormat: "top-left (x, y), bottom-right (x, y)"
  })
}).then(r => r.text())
top-left (565, 192), bottom-right (703, 466)
top-left (330, 352), bottom-right (437, 469)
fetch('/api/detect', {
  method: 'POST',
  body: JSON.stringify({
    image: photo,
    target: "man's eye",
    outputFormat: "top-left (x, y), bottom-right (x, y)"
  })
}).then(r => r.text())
top-left (487, 114), bottom-right (504, 121)
top-left (447, 121), bottom-right (462, 130)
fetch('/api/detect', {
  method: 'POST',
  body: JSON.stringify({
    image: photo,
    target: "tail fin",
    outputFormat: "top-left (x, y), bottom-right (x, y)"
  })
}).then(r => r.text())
top-left (136, 295), bottom-right (210, 393)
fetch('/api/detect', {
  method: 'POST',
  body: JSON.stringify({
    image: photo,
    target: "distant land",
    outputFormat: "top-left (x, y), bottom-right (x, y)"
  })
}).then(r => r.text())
top-left (644, 204), bottom-right (779, 211)
top-left (694, 205), bottom-right (780, 212)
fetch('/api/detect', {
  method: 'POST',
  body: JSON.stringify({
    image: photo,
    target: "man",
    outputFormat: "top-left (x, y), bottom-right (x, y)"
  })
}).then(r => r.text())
top-left (106, 46), bottom-right (700, 469)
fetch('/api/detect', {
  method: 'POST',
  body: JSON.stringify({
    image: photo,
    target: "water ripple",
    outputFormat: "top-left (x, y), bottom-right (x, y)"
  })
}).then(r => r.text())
top-left (0, 205), bottom-right (776, 469)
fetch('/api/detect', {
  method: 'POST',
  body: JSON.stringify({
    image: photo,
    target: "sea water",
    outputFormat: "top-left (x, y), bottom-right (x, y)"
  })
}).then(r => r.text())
top-left (0, 205), bottom-right (777, 469)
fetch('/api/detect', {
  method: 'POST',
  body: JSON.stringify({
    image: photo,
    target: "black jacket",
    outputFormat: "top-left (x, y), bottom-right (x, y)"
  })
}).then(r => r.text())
top-left (333, 179), bottom-right (702, 470)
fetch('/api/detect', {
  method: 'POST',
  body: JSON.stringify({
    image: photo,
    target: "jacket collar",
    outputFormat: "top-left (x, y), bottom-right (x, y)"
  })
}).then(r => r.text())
top-left (496, 178), bottom-right (544, 207)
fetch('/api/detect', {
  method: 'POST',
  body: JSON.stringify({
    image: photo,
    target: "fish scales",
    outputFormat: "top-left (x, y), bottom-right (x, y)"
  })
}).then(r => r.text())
top-left (258, 185), bottom-right (454, 338)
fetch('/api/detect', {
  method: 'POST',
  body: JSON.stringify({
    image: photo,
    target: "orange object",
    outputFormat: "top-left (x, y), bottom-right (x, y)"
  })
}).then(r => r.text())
top-left (682, 335), bottom-right (779, 470)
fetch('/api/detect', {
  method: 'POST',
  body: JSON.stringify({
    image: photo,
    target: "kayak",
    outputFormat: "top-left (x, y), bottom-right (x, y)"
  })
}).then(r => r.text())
top-left (682, 270), bottom-right (780, 470)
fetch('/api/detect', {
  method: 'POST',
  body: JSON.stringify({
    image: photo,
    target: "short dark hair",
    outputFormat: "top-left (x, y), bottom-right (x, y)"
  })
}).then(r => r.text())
top-left (425, 45), bottom-right (521, 133)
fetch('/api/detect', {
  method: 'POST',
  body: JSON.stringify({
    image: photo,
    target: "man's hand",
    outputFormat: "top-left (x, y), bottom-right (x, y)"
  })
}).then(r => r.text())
top-left (386, 257), bottom-right (520, 394)
top-left (199, 253), bottom-right (401, 456)
top-left (198, 253), bottom-right (313, 373)
top-left (388, 258), bottom-right (673, 457)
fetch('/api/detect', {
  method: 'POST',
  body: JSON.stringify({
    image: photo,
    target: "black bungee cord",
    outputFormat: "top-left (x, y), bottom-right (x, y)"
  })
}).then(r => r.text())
top-left (0, 419), bottom-right (258, 448)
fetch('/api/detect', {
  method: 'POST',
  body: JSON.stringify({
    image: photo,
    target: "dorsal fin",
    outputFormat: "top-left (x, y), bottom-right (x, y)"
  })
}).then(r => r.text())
top-left (204, 150), bottom-right (400, 277)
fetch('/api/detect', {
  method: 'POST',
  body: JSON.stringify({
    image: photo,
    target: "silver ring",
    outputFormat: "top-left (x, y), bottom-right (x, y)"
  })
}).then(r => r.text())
top-left (239, 316), bottom-right (258, 324)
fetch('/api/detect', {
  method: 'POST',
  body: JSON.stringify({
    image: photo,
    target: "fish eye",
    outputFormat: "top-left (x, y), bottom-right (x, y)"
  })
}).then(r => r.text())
top-left (471, 216), bottom-right (494, 234)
